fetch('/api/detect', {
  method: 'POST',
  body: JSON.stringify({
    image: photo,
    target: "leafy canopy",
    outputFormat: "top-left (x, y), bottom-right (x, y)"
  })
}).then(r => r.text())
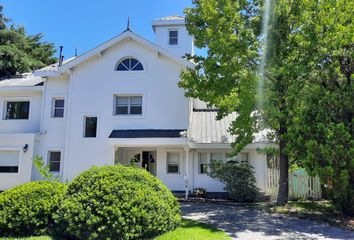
top-left (0, 5), bottom-right (56, 78)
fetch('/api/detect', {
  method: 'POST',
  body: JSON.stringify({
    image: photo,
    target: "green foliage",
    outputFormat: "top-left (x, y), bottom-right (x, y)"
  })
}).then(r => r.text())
top-left (180, 0), bottom-right (353, 208)
top-left (287, 0), bottom-right (354, 216)
top-left (0, 181), bottom-right (67, 237)
top-left (209, 161), bottom-right (260, 202)
top-left (179, 0), bottom-right (260, 154)
top-left (156, 219), bottom-right (231, 240)
top-left (0, 5), bottom-right (56, 78)
top-left (33, 156), bottom-right (59, 181)
top-left (54, 165), bottom-right (181, 240)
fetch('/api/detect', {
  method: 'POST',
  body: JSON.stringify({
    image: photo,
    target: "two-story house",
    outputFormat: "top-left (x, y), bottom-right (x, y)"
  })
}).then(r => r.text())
top-left (0, 16), bottom-right (272, 195)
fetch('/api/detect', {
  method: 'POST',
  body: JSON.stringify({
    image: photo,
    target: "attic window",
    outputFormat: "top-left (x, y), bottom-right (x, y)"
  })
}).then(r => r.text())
top-left (116, 58), bottom-right (143, 71)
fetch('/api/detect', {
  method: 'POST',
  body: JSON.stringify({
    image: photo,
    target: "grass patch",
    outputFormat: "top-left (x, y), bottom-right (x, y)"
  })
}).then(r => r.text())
top-left (0, 219), bottom-right (231, 240)
top-left (266, 200), bottom-right (354, 231)
top-left (156, 218), bottom-right (231, 240)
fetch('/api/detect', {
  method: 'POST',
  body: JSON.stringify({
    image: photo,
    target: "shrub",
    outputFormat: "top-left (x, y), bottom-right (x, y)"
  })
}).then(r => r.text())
top-left (209, 161), bottom-right (260, 202)
top-left (55, 165), bottom-right (181, 240)
top-left (0, 181), bottom-right (67, 237)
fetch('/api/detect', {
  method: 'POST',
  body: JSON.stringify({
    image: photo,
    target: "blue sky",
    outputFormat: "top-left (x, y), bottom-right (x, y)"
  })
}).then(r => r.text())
top-left (2, 0), bottom-right (195, 58)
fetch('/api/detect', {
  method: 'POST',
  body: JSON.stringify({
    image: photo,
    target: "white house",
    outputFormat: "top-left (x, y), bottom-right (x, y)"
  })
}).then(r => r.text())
top-left (0, 16), bottom-right (273, 195)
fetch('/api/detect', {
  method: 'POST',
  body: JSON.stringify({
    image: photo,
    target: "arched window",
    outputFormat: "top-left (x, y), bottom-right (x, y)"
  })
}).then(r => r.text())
top-left (116, 57), bottom-right (144, 71)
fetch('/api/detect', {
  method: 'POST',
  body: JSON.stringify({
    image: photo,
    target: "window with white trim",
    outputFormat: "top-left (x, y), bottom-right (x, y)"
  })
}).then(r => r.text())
top-left (52, 98), bottom-right (64, 118)
top-left (169, 30), bottom-right (178, 45)
top-left (4, 101), bottom-right (30, 120)
top-left (198, 152), bottom-right (208, 174)
top-left (166, 152), bottom-right (180, 174)
top-left (48, 151), bottom-right (61, 172)
top-left (116, 58), bottom-right (143, 71)
top-left (0, 150), bottom-right (20, 173)
top-left (84, 116), bottom-right (97, 138)
top-left (241, 153), bottom-right (249, 164)
top-left (115, 96), bottom-right (142, 115)
top-left (210, 153), bottom-right (223, 161)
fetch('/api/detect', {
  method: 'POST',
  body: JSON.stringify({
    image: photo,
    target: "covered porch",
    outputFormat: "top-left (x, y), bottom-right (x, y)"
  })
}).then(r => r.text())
top-left (108, 129), bottom-right (190, 192)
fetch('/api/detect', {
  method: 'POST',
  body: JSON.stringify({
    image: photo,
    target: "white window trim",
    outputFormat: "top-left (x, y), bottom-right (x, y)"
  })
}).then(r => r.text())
top-left (196, 151), bottom-right (226, 176)
top-left (0, 147), bottom-right (23, 175)
top-left (47, 150), bottom-right (62, 173)
top-left (113, 94), bottom-right (145, 118)
top-left (83, 115), bottom-right (98, 139)
top-left (51, 97), bottom-right (65, 118)
top-left (2, 98), bottom-right (32, 121)
top-left (166, 150), bottom-right (182, 175)
top-left (198, 152), bottom-right (208, 175)
top-left (168, 29), bottom-right (179, 46)
top-left (113, 52), bottom-right (147, 74)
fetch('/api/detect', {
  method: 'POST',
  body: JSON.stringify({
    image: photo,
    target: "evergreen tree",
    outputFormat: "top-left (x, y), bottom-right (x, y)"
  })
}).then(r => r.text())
top-left (0, 5), bottom-right (56, 78)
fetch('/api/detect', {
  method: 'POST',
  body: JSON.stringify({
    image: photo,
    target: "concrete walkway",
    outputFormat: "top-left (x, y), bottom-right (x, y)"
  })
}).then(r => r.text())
top-left (181, 202), bottom-right (354, 240)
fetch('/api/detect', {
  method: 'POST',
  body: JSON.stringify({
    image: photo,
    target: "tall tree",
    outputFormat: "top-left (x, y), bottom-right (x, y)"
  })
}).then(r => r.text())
top-left (290, 0), bottom-right (354, 215)
top-left (180, 0), bottom-right (306, 204)
top-left (0, 5), bottom-right (56, 78)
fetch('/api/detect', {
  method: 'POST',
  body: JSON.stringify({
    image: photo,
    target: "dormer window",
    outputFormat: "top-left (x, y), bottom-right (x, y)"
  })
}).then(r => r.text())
top-left (116, 57), bottom-right (143, 71)
top-left (169, 30), bottom-right (178, 45)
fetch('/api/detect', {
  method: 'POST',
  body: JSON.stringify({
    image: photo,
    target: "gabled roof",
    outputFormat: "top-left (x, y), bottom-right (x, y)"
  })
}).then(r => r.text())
top-left (35, 30), bottom-right (194, 77)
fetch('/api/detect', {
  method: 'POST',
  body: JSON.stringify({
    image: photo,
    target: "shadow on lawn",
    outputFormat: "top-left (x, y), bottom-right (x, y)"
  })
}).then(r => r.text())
top-left (181, 202), bottom-right (354, 240)
top-left (180, 218), bottom-right (225, 234)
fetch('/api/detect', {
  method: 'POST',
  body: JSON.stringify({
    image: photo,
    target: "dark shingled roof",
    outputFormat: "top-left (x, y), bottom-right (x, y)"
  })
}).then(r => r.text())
top-left (109, 129), bottom-right (186, 138)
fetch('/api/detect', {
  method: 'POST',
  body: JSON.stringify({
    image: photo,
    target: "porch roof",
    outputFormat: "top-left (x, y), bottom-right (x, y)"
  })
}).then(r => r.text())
top-left (109, 129), bottom-right (186, 138)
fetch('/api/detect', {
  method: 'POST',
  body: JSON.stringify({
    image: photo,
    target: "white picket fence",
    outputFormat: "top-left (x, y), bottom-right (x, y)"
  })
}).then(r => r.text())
top-left (266, 168), bottom-right (322, 200)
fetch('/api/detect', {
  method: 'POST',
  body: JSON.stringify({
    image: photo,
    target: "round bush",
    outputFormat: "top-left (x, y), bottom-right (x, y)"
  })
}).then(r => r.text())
top-left (0, 181), bottom-right (67, 237)
top-left (55, 165), bottom-right (181, 240)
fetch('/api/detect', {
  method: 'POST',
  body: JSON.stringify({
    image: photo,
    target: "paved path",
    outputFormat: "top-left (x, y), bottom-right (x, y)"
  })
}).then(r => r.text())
top-left (181, 202), bottom-right (354, 240)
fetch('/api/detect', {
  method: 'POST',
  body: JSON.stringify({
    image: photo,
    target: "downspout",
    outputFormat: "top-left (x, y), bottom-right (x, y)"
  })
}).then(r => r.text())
top-left (39, 78), bottom-right (48, 134)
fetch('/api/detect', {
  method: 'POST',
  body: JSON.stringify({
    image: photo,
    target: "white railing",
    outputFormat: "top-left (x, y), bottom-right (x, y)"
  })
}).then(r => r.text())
top-left (266, 168), bottom-right (322, 200)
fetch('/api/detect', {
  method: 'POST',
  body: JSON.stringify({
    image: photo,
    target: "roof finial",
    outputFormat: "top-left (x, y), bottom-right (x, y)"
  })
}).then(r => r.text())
top-left (127, 17), bottom-right (131, 31)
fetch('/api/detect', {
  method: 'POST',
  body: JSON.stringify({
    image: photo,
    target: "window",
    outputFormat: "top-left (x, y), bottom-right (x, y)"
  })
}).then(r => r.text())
top-left (198, 152), bottom-right (208, 174)
top-left (115, 96), bottom-right (142, 115)
top-left (169, 30), bottom-right (178, 45)
top-left (84, 116), bottom-right (97, 138)
top-left (0, 150), bottom-right (20, 173)
top-left (166, 152), bottom-right (180, 174)
top-left (48, 151), bottom-right (61, 172)
top-left (116, 58), bottom-right (143, 71)
top-left (210, 153), bottom-right (223, 161)
top-left (4, 101), bottom-right (30, 120)
top-left (241, 153), bottom-right (249, 164)
top-left (52, 98), bottom-right (64, 118)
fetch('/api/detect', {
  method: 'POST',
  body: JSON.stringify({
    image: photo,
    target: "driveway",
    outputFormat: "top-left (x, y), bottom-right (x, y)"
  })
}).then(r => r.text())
top-left (181, 202), bottom-right (354, 240)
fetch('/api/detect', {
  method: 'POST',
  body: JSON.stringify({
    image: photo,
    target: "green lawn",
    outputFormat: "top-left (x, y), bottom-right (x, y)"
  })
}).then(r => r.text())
top-left (0, 219), bottom-right (231, 240)
top-left (156, 219), bottom-right (231, 240)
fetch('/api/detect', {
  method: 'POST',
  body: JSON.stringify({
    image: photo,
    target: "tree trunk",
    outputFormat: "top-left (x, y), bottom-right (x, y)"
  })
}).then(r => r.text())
top-left (276, 121), bottom-right (289, 205)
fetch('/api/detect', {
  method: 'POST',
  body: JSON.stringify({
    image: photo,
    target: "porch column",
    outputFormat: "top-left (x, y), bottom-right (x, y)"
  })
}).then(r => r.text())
top-left (184, 147), bottom-right (190, 200)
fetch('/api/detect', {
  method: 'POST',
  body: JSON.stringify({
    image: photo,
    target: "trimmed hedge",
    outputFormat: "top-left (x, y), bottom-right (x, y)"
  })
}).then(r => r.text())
top-left (54, 165), bottom-right (181, 240)
top-left (0, 181), bottom-right (67, 237)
